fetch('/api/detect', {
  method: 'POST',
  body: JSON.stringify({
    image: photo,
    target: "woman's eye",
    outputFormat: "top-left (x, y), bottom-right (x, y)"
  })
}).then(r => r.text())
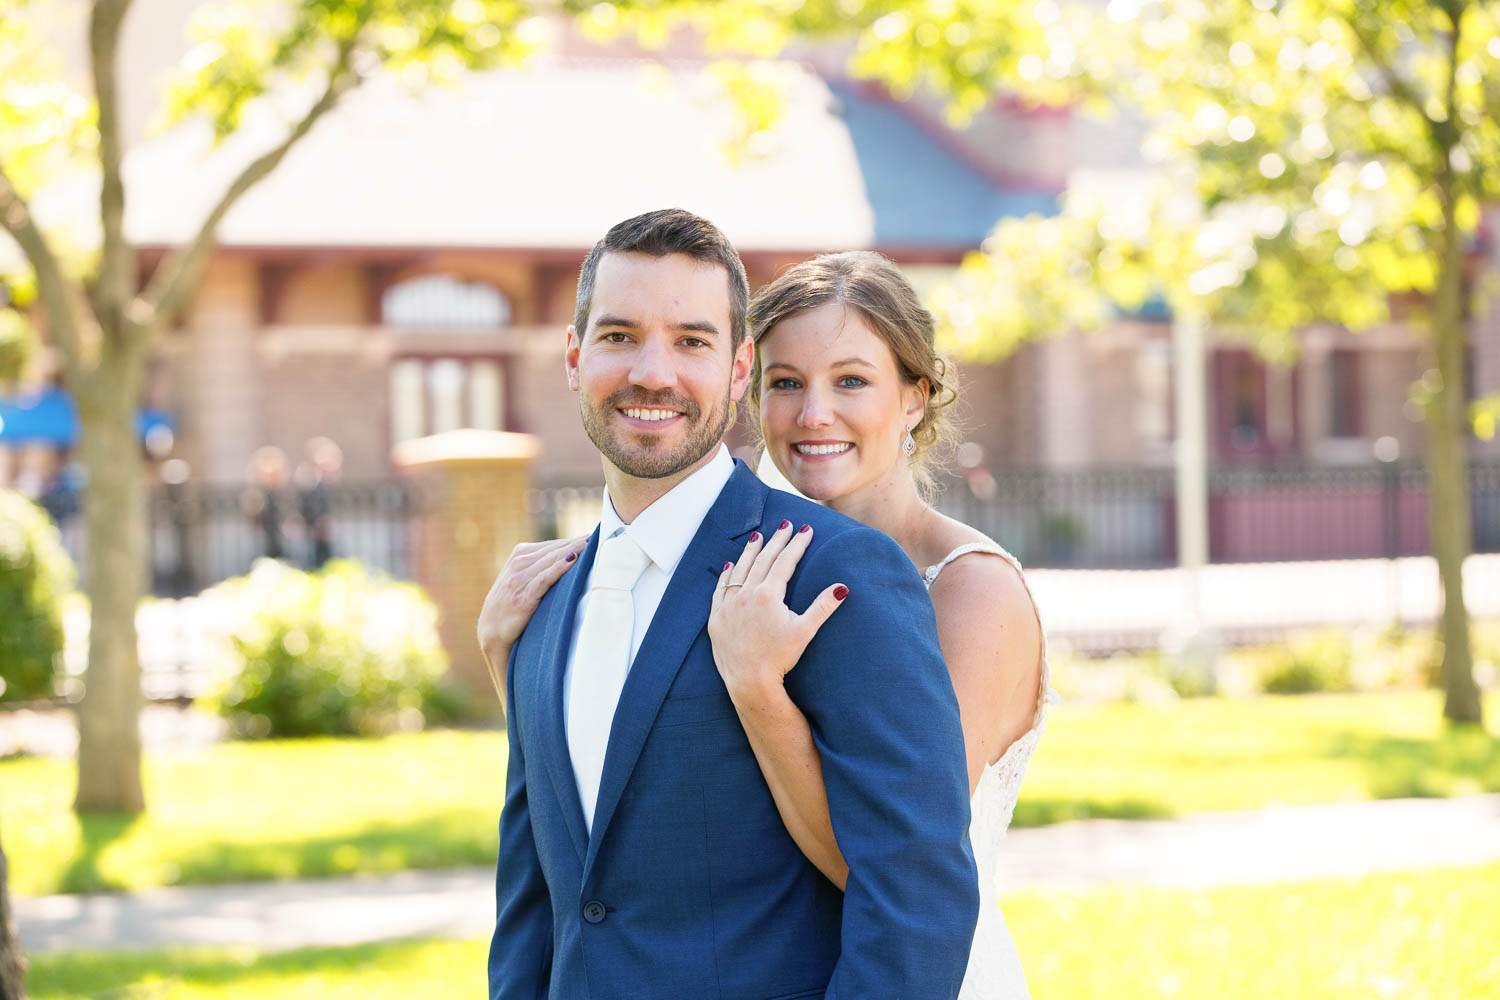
top-left (837, 375), bottom-right (869, 389)
top-left (769, 377), bottom-right (801, 391)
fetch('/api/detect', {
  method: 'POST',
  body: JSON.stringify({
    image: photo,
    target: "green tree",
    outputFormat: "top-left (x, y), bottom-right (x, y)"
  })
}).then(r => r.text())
top-left (829, 0), bottom-right (1496, 725)
top-left (0, 0), bottom-right (542, 813)
top-left (0, 0), bottom-right (1052, 816)
top-left (0, 826), bottom-right (22, 1000)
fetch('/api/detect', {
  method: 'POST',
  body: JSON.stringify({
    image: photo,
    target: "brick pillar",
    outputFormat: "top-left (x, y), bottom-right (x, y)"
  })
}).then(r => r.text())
top-left (393, 429), bottom-right (542, 707)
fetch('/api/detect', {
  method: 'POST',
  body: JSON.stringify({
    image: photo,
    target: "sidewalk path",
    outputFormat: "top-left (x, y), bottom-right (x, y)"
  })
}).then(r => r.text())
top-left (18, 794), bottom-right (1500, 955)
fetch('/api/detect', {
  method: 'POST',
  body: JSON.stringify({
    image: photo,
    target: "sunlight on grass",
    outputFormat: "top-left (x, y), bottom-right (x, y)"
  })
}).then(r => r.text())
top-left (26, 863), bottom-right (1500, 999)
top-left (1015, 690), bottom-right (1500, 825)
top-left (4, 690), bottom-right (1495, 896)
top-left (2, 730), bottom-right (504, 896)
top-left (1004, 861), bottom-right (1500, 1000)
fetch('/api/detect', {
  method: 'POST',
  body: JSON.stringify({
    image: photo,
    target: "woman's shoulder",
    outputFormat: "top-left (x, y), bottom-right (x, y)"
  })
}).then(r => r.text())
top-left (922, 518), bottom-right (1038, 649)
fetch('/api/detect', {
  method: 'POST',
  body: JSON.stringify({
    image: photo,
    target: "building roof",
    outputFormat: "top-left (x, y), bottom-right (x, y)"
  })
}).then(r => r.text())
top-left (8, 59), bottom-right (1056, 263)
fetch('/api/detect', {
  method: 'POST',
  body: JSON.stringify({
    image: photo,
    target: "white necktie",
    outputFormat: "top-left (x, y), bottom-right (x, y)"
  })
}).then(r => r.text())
top-left (567, 531), bottom-right (653, 832)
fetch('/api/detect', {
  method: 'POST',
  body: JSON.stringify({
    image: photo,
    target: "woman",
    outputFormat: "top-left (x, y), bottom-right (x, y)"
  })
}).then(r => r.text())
top-left (715, 251), bottom-right (1049, 998)
top-left (481, 251), bottom-right (1050, 998)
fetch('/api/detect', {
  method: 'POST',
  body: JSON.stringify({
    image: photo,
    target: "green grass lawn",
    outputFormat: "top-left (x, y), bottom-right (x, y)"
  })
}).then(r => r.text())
top-left (3, 690), bottom-right (1496, 896)
top-left (26, 861), bottom-right (1500, 999)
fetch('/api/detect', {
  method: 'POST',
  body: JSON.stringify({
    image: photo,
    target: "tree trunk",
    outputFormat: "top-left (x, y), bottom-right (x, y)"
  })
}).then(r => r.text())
top-left (0, 828), bottom-right (26, 1000)
top-left (72, 336), bottom-right (150, 812)
top-left (1425, 180), bottom-right (1483, 726)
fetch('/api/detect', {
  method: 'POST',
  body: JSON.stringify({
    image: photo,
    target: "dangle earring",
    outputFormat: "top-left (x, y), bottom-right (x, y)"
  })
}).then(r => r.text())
top-left (903, 428), bottom-right (916, 457)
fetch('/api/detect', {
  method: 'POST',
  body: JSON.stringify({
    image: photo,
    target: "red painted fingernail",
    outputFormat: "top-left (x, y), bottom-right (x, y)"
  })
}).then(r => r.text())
top-left (723, 561), bottom-right (733, 572)
top-left (779, 519), bottom-right (792, 530)
top-left (833, 584), bottom-right (849, 601)
top-left (566, 551), bottom-right (578, 562)
top-left (799, 523), bottom-right (811, 534)
top-left (749, 531), bottom-right (761, 543)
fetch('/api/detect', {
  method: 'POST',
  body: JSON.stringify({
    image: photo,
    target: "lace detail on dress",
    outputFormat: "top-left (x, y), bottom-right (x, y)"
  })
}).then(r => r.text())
top-left (924, 541), bottom-right (1056, 1000)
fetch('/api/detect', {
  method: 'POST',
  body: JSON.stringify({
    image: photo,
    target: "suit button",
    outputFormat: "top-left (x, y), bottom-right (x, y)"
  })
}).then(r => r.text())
top-left (582, 900), bottom-right (607, 924)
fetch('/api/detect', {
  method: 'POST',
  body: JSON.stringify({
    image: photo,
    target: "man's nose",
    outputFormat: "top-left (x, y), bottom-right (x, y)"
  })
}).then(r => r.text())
top-left (628, 335), bottom-right (678, 390)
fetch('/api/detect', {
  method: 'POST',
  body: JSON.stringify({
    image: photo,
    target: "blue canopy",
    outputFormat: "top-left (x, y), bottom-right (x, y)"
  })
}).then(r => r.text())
top-left (0, 386), bottom-right (174, 446)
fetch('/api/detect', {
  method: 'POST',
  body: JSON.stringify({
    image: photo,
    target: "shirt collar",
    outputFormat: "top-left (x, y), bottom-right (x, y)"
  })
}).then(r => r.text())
top-left (598, 445), bottom-right (735, 575)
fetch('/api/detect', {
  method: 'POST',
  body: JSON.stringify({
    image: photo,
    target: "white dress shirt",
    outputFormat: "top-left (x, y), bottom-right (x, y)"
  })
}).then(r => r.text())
top-left (562, 445), bottom-right (736, 826)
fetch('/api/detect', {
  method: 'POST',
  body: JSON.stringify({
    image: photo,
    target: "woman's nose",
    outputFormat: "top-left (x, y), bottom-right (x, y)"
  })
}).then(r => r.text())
top-left (797, 388), bottom-right (834, 428)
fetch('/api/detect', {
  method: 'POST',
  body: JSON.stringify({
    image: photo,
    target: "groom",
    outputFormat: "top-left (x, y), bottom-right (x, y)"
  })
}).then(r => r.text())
top-left (489, 209), bottom-right (978, 999)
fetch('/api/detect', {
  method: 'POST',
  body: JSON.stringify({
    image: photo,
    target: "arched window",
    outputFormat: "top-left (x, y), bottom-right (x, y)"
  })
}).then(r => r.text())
top-left (382, 275), bottom-right (511, 328)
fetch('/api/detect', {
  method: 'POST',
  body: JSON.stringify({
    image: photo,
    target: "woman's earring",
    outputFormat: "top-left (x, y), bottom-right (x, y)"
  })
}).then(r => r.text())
top-left (903, 429), bottom-right (916, 457)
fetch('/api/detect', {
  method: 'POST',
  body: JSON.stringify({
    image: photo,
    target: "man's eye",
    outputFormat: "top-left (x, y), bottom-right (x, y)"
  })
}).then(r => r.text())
top-left (602, 332), bottom-right (631, 343)
top-left (681, 337), bottom-right (708, 349)
top-left (837, 376), bottom-right (869, 389)
top-left (769, 378), bottom-right (801, 391)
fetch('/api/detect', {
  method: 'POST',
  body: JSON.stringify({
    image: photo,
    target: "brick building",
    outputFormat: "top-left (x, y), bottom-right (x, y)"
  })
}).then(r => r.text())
top-left (4, 3), bottom-right (1499, 519)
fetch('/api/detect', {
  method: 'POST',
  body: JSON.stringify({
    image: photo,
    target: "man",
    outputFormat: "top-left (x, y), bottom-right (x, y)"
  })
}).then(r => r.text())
top-left (488, 209), bottom-right (978, 999)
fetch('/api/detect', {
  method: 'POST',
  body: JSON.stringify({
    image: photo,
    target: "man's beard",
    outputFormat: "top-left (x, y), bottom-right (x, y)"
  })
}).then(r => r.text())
top-left (581, 385), bottom-right (733, 480)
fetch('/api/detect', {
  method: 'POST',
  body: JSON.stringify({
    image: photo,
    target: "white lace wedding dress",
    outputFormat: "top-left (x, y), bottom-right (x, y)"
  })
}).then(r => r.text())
top-left (923, 542), bottom-right (1056, 1000)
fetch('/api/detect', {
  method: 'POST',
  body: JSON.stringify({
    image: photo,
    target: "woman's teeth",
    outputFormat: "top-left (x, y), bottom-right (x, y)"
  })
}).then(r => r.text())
top-left (795, 443), bottom-right (852, 456)
top-left (622, 408), bottom-right (679, 422)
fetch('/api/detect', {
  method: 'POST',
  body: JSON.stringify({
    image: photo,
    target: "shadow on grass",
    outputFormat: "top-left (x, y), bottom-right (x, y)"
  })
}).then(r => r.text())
top-left (1323, 724), bottom-right (1500, 800)
top-left (1012, 796), bottom-right (1173, 829)
top-left (50, 811), bottom-right (499, 895)
top-left (59, 813), bottom-right (143, 896)
top-left (28, 938), bottom-right (455, 998)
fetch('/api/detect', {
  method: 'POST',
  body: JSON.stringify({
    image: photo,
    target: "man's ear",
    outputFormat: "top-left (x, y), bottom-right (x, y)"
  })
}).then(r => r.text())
top-left (729, 335), bottom-right (755, 403)
top-left (564, 325), bottom-right (581, 390)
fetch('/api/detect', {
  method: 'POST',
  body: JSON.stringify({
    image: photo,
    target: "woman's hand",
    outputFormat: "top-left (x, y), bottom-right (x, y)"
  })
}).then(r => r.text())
top-left (478, 535), bottom-right (586, 699)
top-left (709, 521), bottom-right (849, 706)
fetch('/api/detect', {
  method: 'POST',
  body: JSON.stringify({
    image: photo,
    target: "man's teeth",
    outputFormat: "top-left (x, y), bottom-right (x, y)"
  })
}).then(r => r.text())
top-left (796, 443), bottom-right (852, 456)
top-left (623, 408), bottom-right (680, 422)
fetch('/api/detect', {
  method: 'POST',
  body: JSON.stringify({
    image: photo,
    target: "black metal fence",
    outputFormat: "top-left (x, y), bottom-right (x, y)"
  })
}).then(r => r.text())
top-left (939, 461), bottom-right (1500, 568)
top-left (43, 480), bottom-right (426, 596)
top-left (36, 461), bottom-right (1500, 595)
top-left (530, 461), bottom-right (1500, 570)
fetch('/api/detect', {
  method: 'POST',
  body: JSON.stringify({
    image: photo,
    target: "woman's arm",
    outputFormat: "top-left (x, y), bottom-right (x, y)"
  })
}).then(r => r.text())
top-left (709, 526), bottom-right (1045, 890)
top-left (728, 676), bottom-right (849, 889)
top-left (928, 555), bottom-right (1044, 791)
top-left (477, 535), bottom-right (586, 708)
top-left (709, 521), bottom-right (850, 888)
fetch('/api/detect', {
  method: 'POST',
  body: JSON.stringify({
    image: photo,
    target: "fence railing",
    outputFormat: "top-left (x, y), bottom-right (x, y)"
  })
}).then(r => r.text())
top-left (940, 461), bottom-right (1500, 568)
top-left (43, 480), bottom-right (427, 596)
top-left (532, 461), bottom-right (1500, 570)
top-left (35, 460), bottom-right (1500, 597)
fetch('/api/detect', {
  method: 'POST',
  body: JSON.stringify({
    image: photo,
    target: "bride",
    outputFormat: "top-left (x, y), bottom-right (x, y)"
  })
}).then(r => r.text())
top-left (711, 250), bottom-right (1051, 998)
top-left (484, 249), bottom-right (1051, 997)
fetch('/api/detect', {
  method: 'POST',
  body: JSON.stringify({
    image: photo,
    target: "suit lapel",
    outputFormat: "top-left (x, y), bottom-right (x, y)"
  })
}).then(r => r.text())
top-left (535, 526), bottom-right (598, 866)
top-left (583, 462), bottom-right (766, 878)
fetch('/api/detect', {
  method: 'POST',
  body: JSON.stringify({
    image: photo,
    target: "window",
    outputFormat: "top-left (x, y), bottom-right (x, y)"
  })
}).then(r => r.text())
top-left (1328, 349), bottom-right (1362, 438)
top-left (383, 274), bottom-right (511, 444)
top-left (382, 275), bottom-right (511, 328)
top-left (389, 357), bottom-right (507, 444)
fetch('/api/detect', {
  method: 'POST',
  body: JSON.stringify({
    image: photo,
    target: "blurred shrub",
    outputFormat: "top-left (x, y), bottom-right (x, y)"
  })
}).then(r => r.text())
top-left (1245, 629), bottom-right (1354, 694)
top-left (0, 489), bottom-right (74, 702)
top-left (207, 558), bottom-right (457, 738)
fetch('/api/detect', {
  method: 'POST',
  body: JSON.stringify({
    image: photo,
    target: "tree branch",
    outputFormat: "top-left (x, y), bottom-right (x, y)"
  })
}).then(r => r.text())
top-left (1342, 7), bottom-right (1437, 132)
top-left (0, 161), bottom-right (88, 380)
top-left (137, 52), bottom-right (357, 332)
top-left (90, 0), bottom-right (135, 331)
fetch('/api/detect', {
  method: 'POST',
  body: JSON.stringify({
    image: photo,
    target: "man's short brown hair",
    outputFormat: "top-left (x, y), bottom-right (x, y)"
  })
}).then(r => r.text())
top-left (574, 209), bottom-right (750, 348)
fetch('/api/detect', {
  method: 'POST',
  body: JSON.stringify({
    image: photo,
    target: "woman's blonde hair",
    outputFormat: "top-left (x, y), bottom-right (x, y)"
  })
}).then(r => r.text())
top-left (747, 251), bottom-right (959, 496)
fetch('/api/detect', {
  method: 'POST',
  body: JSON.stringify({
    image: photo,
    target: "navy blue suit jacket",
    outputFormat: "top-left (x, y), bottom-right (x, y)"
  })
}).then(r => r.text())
top-left (489, 460), bottom-right (978, 1000)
